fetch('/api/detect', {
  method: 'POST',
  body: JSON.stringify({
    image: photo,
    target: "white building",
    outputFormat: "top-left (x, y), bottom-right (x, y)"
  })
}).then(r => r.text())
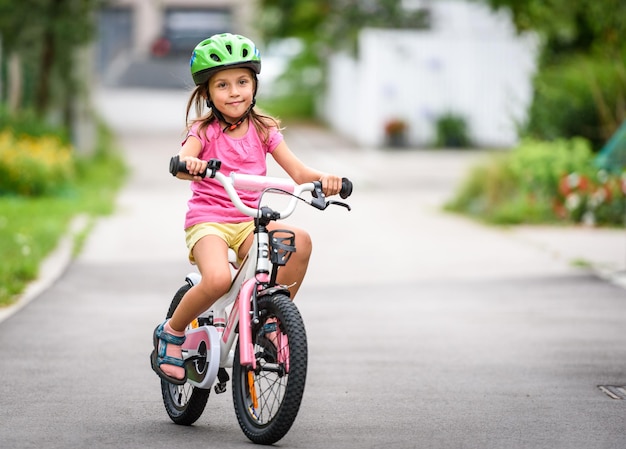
top-left (322, 0), bottom-right (538, 148)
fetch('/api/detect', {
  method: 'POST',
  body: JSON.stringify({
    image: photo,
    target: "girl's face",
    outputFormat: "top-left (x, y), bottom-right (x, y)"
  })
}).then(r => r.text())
top-left (207, 68), bottom-right (255, 123)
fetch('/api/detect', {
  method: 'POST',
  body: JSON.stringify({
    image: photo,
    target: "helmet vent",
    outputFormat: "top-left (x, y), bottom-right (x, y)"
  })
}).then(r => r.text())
top-left (210, 54), bottom-right (221, 62)
top-left (226, 44), bottom-right (232, 54)
top-left (242, 49), bottom-right (248, 57)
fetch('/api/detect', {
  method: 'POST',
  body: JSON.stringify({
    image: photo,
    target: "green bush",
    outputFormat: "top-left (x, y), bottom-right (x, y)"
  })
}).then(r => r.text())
top-left (446, 137), bottom-right (626, 226)
top-left (526, 56), bottom-right (626, 150)
top-left (435, 112), bottom-right (472, 148)
top-left (508, 138), bottom-right (594, 198)
top-left (556, 170), bottom-right (626, 226)
top-left (0, 130), bottom-right (76, 196)
top-left (0, 107), bottom-right (69, 143)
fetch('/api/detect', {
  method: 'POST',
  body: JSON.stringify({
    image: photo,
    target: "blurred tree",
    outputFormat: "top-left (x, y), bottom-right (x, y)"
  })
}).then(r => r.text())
top-left (258, 0), bottom-right (428, 53)
top-left (0, 0), bottom-right (100, 128)
top-left (480, 0), bottom-right (626, 148)
top-left (482, 0), bottom-right (625, 61)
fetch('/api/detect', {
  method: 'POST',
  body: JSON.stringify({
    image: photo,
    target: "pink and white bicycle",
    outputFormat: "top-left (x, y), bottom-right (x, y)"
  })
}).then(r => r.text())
top-left (159, 156), bottom-right (352, 445)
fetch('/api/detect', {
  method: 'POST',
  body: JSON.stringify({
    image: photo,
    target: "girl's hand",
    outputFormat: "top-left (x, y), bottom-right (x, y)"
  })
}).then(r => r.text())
top-left (181, 156), bottom-right (207, 181)
top-left (319, 174), bottom-right (342, 196)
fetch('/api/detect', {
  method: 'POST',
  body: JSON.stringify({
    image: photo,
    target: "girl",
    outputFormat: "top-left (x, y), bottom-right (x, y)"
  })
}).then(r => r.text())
top-left (151, 33), bottom-right (343, 385)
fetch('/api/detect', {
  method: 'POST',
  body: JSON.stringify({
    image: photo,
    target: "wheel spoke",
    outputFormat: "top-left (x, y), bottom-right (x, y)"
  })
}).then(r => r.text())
top-left (245, 343), bottom-right (288, 423)
top-left (255, 370), bottom-right (286, 420)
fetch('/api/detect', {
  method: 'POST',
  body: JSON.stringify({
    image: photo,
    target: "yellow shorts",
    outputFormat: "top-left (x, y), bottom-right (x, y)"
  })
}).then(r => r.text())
top-left (185, 221), bottom-right (255, 264)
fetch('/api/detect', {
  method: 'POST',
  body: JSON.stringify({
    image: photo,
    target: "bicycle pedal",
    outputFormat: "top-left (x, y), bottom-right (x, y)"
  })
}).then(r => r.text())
top-left (214, 368), bottom-right (229, 394)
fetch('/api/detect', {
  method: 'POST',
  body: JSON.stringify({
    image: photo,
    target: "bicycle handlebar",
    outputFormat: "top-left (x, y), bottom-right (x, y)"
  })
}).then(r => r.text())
top-left (169, 155), bottom-right (352, 218)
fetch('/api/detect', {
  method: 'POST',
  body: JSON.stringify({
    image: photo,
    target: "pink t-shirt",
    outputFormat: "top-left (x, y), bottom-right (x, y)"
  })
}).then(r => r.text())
top-left (183, 120), bottom-right (284, 229)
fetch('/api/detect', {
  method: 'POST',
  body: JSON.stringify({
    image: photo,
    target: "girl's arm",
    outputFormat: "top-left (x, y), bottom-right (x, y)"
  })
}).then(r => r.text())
top-left (176, 135), bottom-right (206, 181)
top-left (271, 141), bottom-right (342, 196)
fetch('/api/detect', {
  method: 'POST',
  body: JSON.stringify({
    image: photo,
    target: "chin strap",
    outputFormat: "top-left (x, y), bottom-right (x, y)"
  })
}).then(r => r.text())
top-left (208, 99), bottom-right (256, 133)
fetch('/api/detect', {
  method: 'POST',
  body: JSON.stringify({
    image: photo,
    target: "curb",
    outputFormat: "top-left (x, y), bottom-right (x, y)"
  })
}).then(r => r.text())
top-left (0, 215), bottom-right (90, 324)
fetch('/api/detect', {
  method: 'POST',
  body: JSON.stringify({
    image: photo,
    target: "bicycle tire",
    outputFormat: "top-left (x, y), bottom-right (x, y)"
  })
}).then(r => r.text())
top-left (232, 293), bottom-right (308, 444)
top-left (160, 283), bottom-right (210, 426)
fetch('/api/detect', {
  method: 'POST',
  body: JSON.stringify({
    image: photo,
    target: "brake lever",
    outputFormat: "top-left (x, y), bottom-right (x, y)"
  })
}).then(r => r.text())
top-left (327, 200), bottom-right (351, 211)
top-left (310, 182), bottom-right (351, 211)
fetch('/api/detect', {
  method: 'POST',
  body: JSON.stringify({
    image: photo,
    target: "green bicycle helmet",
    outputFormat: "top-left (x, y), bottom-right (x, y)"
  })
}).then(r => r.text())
top-left (190, 33), bottom-right (261, 86)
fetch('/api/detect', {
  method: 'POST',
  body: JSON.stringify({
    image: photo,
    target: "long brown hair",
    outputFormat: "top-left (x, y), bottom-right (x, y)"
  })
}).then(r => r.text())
top-left (185, 78), bottom-right (281, 144)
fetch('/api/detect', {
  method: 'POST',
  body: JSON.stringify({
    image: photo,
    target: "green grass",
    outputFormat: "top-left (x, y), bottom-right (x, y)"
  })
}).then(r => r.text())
top-left (0, 125), bottom-right (127, 306)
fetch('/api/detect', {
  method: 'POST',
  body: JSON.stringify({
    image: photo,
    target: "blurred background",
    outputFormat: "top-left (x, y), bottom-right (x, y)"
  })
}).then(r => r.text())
top-left (0, 0), bottom-right (625, 305)
top-left (1, 0), bottom-right (625, 150)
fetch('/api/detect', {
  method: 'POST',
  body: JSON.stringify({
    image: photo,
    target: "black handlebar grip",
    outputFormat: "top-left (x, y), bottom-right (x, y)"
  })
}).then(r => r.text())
top-left (169, 155), bottom-right (206, 178)
top-left (169, 155), bottom-right (184, 176)
top-left (340, 177), bottom-right (353, 199)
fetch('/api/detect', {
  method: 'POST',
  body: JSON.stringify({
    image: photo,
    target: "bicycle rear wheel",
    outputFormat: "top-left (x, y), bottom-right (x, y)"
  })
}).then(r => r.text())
top-left (160, 283), bottom-right (210, 426)
top-left (232, 293), bottom-right (308, 444)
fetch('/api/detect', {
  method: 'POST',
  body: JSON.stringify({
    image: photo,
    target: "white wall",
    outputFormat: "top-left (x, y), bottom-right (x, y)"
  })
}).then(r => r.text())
top-left (322, 0), bottom-right (538, 148)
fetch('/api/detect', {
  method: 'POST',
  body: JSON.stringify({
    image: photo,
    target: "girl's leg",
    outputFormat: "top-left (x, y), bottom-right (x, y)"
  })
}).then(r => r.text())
top-left (169, 235), bottom-right (233, 331)
top-left (238, 223), bottom-right (312, 299)
top-left (158, 235), bottom-right (232, 380)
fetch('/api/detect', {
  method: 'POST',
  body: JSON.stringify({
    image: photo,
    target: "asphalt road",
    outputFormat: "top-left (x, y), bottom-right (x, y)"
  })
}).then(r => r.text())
top-left (0, 88), bottom-right (625, 449)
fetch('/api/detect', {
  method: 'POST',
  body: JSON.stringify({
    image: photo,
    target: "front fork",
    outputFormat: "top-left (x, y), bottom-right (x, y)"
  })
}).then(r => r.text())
top-left (236, 228), bottom-right (278, 369)
top-left (237, 278), bottom-right (262, 370)
top-left (237, 281), bottom-right (290, 365)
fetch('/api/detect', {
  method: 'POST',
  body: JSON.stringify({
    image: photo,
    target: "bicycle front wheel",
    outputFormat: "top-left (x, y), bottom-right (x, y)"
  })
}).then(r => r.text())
top-left (232, 293), bottom-right (308, 445)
